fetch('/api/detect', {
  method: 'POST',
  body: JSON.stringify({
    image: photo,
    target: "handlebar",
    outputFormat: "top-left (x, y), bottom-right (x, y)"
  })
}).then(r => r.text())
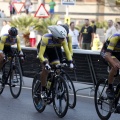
top-left (50, 63), bottom-right (68, 70)
top-left (5, 50), bottom-right (26, 61)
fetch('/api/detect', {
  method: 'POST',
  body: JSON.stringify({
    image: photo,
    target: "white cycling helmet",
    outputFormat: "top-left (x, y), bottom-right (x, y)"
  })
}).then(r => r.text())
top-left (48, 25), bottom-right (67, 39)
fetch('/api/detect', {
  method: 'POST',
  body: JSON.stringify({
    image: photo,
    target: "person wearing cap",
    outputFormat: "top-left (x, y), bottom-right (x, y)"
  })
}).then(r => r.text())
top-left (37, 25), bottom-right (74, 99)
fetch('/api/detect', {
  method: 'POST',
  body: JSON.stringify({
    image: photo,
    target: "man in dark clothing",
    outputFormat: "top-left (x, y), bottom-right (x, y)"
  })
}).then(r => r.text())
top-left (79, 19), bottom-right (94, 50)
top-left (91, 20), bottom-right (96, 34)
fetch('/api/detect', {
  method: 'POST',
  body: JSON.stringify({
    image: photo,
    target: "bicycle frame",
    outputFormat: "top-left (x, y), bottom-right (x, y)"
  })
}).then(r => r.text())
top-left (46, 69), bottom-right (60, 98)
top-left (99, 80), bottom-right (120, 112)
top-left (1, 50), bottom-right (20, 86)
top-left (45, 65), bottom-right (66, 99)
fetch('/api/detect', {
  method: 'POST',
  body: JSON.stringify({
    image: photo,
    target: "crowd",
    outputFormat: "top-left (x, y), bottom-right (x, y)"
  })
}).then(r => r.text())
top-left (56, 19), bottom-right (120, 51)
top-left (0, 19), bottom-right (120, 51)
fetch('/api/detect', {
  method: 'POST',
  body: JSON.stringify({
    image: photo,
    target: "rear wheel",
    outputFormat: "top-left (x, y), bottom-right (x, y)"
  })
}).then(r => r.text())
top-left (94, 79), bottom-right (112, 120)
top-left (53, 75), bottom-right (69, 118)
top-left (32, 73), bottom-right (46, 113)
top-left (9, 66), bottom-right (22, 98)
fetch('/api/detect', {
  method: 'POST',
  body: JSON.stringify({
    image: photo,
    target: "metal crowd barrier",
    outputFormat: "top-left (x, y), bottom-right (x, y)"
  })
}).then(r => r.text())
top-left (18, 47), bottom-right (108, 80)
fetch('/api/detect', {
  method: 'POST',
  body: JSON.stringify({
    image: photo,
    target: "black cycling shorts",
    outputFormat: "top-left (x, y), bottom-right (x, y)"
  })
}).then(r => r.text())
top-left (44, 47), bottom-right (63, 64)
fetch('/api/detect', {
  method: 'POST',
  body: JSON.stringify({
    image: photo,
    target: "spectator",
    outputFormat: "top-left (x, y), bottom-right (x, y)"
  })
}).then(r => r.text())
top-left (49, 0), bottom-right (56, 17)
top-left (114, 22), bottom-right (120, 34)
top-left (2, 20), bottom-right (7, 26)
top-left (91, 34), bottom-right (103, 50)
top-left (1, 10), bottom-right (6, 18)
top-left (105, 20), bottom-right (116, 41)
top-left (79, 19), bottom-right (94, 50)
top-left (28, 2), bottom-right (33, 14)
top-left (0, 20), bottom-right (11, 36)
top-left (91, 20), bottom-right (97, 34)
top-left (9, 2), bottom-right (13, 16)
top-left (7, 21), bottom-right (11, 26)
top-left (25, 0), bottom-right (31, 14)
top-left (69, 22), bottom-right (79, 49)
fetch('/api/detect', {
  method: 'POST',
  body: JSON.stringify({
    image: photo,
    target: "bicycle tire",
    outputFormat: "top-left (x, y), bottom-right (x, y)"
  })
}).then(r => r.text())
top-left (32, 73), bottom-right (46, 113)
top-left (53, 75), bottom-right (69, 118)
top-left (0, 80), bottom-right (4, 95)
top-left (94, 79), bottom-right (112, 120)
top-left (61, 72), bottom-right (76, 109)
top-left (9, 66), bottom-right (22, 98)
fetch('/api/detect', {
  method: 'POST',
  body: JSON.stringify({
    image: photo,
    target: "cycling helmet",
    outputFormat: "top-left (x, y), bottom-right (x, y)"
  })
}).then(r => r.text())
top-left (8, 27), bottom-right (18, 37)
top-left (60, 24), bottom-right (69, 35)
top-left (48, 25), bottom-right (67, 39)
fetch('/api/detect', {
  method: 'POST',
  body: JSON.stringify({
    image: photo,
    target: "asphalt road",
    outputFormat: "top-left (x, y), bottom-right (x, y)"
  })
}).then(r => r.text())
top-left (0, 86), bottom-right (120, 120)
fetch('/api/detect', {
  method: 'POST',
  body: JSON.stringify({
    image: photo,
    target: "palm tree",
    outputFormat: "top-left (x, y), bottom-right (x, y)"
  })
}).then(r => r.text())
top-left (10, 14), bottom-right (60, 46)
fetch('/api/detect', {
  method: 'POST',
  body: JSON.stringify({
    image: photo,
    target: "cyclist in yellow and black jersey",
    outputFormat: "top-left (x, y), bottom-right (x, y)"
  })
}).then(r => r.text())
top-left (38, 25), bottom-right (74, 98)
top-left (101, 33), bottom-right (120, 99)
top-left (37, 24), bottom-right (73, 60)
top-left (0, 27), bottom-right (23, 69)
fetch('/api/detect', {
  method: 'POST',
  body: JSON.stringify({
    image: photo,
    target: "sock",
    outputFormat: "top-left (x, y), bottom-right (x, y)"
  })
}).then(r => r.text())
top-left (108, 84), bottom-right (113, 89)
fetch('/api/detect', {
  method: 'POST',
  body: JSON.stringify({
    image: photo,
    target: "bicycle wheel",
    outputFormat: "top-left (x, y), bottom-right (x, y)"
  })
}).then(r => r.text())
top-left (9, 66), bottom-right (22, 98)
top-left (0, 78), bottom-right (4, 95)
top-left (94, 79), bottom-right (112, 120)
top-left (62, 72), bottom-right (76, 108)
top-left (32, 73), bottom-right (46, 113)
top-left (53, 75), bottom-right (69, 118)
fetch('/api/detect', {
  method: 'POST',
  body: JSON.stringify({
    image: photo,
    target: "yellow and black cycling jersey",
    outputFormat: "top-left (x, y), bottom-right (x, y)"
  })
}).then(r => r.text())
top-left (0, 34), bottom-right (21, 51)
top-left (106, 34), bottom-right (120, 52)
top-left (38, 33), bottom-right (73, 63)
top-left (100, 34), bottom-right (120, 59)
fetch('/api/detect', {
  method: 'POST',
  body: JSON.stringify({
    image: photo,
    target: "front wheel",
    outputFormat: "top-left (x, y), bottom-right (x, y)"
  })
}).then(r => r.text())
top-left (53, 75), bottom-right (69, 118)
top-left (32, 73), bottom-right (46, 113)
top-left (62, 72), bottom-right (76, 108)
top-left (0, 70), bottom-right (4, 94)
top-left (94, 79), bottom-right (112, 120)
top-left (9, 66), bottom-right (22, 98)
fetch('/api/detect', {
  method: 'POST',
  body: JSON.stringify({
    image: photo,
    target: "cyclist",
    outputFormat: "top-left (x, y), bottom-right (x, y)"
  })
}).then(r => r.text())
top-left (0, 27), bottom-right (23, 70)
top-left (100, 33), bottom-right (120, 99)
top-left (37, 24), bottom-right (73, 59)
top-left (38, 25), bottom-right (74, 98)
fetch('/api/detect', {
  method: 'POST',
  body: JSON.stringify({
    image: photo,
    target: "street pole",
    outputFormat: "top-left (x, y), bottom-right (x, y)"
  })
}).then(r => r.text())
top-left (41, 0), bottom-right (45, 4)
top-left (66, 5), bottom-right (69, 16)
top-left (38, 0), bottom-right (45, 5)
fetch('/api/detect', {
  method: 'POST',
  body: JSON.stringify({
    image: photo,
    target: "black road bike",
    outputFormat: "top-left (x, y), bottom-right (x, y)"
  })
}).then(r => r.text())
top-left (94, 78), bottom-right (120, 120)
top-left (32, 64), bottom-right (69, 118)
top-left (0, 49), bottom-right (23, 98)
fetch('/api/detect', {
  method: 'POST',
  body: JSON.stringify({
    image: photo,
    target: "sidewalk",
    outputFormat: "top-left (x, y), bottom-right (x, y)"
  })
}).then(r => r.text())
top-left (22, 77), bottom-right (95, 97)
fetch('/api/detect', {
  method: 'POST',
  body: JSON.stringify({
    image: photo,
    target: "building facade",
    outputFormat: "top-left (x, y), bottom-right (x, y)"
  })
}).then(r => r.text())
top-left (0, 0), bottom-right (120, 22)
